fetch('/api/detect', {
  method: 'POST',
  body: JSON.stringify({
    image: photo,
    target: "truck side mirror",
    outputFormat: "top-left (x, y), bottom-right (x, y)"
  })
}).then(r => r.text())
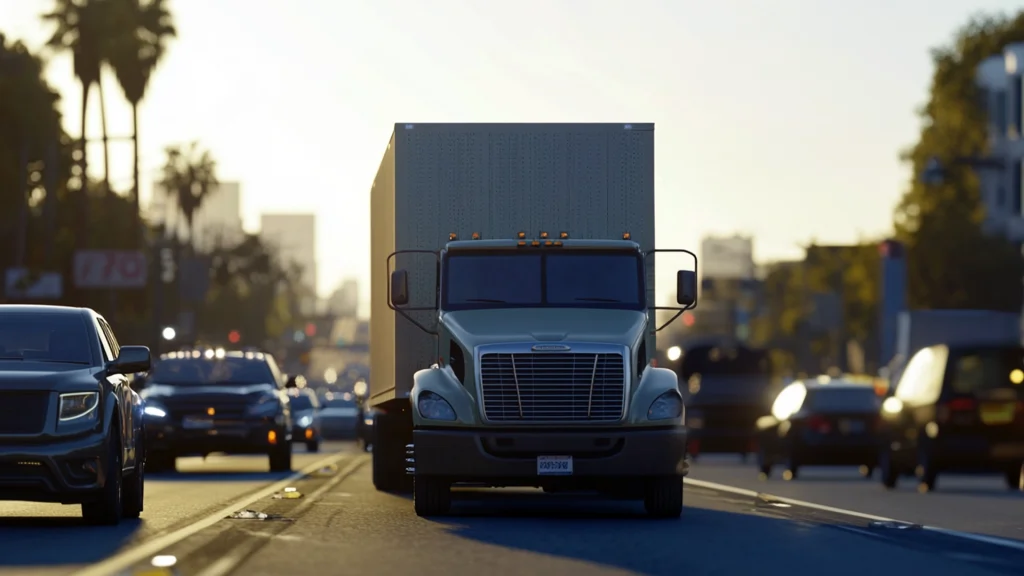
top-left (676, 270), bottom-right (697, 306)
top-left (390, 269), bottom-right (410, 307)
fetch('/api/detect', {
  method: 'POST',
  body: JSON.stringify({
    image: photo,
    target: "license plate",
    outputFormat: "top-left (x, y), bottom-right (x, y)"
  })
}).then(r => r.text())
top-left (537, 455), bottom-right (573, 476)
top-left (182, 416), bottom-right (214, 430)
top-left (839, 419), bottom-right (865, 434)
top-left (991, 443), bottom-right (1024, 459)
top-left (980, 403), bottom-right (1016, 425)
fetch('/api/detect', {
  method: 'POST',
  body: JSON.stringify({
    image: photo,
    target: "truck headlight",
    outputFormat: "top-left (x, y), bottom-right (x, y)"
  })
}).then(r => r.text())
top-left (648, 391), bottom-right (683, 421)
top-left (418, 391), bottom-right (456, 421)
top-left (296, 415), bottom-right (313, 428)
top-left (59, 392), bottom-right (99, 422)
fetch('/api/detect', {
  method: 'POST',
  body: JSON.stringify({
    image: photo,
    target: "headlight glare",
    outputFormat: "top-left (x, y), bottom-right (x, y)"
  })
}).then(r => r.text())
top-left (648, 391), bottom-right (683, 421)
top-left (144, 405), bottom-right (167, 418)
top-left (59, 392), bottom-right (99, 422)
top-left (417, 391), bottom-right (456, 421)
top-left (297, 415), bottom-right (313, 427)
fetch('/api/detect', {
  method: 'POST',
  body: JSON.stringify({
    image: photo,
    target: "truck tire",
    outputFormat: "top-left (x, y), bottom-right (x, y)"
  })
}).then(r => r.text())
top-left (414, 476), bottom-right (451, 517)
top-left (643, 476), bottom-right (683, 519)
top-left (372, 408), bottom-right (413, 493)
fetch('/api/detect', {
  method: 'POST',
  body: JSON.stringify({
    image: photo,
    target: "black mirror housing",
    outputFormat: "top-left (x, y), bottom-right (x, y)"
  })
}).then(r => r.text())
top-left (390, 269), bottom-right (410, 307)
top-left (109, 345), bottom-right (151, 375)
top-left (676, 270), bottom-right (697, 306)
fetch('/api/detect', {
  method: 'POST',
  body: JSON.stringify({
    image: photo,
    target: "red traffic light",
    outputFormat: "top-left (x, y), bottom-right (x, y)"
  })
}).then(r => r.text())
top-left (304, 322), bottom-right (316, 337)
top-left (682, 311), bottom-right (696, 327)
top-left (228, 330), bottom-right (241, 344)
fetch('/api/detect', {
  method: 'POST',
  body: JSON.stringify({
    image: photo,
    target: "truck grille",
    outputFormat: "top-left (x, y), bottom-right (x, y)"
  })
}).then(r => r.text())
top-left (163, 397), bottom-right (250, 420)
top-left (0, 391), bottom-right (50, 434)
top-left (480, 352), bottom-right (625, 422)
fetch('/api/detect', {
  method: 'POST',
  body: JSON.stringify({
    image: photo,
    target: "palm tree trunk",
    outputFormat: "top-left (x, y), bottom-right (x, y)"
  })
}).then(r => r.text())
top-left (97, 74), bottom-right (111, 197)
top-left (131, 103), bottom-right (141, 247)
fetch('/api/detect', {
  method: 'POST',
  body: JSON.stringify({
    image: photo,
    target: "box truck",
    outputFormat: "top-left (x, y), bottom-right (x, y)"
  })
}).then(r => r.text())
top-left (369, 123), bottom-right (697, 518)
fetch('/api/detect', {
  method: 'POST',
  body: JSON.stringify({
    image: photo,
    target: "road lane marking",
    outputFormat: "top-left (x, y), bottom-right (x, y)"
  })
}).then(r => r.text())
top-left (194, 456), bottom-right (368, 576)
top-left (71, 450), bottom-right (358, 576)
top-left (685, 477), bottom-right (1024, 553)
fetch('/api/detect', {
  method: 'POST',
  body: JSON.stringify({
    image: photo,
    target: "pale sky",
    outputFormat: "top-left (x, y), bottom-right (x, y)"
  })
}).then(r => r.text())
top-left (2, 0), bottom-right (1020, 317)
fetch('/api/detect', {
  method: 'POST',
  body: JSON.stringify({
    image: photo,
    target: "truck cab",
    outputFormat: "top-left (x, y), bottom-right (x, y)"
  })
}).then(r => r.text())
top-left (379, 231), bottom-right (697, 518)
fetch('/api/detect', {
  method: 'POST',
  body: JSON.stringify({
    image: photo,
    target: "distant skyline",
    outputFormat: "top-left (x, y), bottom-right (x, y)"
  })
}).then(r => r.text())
top-left (1, 0), bottom-right (1020, 312)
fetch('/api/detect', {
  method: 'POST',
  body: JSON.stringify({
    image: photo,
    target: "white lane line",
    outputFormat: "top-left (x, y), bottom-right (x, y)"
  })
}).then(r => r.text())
top-left (685, 477), bottom-right (1024, 553)
top-left (194, 456), bottom-right (368, 576)
top-left (71, 450), bottom-right (358, 576)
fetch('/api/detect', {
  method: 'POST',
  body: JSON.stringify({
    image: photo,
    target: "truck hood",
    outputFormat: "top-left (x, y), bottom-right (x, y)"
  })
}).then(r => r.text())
top-left (443, 308), bottom-right (647, 347)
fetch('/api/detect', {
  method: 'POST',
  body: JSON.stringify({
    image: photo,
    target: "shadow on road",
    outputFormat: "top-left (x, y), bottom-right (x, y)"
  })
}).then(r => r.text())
top-left (429, 491), bottom-right (1024, 576)
top-left (0, 516), bottom-right (141, 566)
top-left (147, 470), bottom-right (294, 482)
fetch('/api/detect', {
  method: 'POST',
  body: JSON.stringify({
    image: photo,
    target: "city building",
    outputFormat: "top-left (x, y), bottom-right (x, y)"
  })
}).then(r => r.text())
top-left (327, 278), bottom-right (359, 318)
top-left (149, 181), bottom-right (244, 252)
top-left (974, 45), bottom-right (1024, 239)
top-left (260, 213), bottom-right (318, 315)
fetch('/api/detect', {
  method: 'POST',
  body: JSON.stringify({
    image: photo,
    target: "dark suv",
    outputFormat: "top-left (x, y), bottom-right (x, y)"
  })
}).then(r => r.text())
top-left (878, 343), bottom-right (1024, 492)
top-left (140, 349), bottom-right (294, 472)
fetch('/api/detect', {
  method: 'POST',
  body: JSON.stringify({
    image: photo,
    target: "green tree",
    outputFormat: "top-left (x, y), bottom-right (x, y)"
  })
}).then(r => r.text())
top-left (896, 12), bottom-right (1024, 311)
top-left (107, 0), bottom-right (176, 244)
top-left (157, 142), bottom-right (218, 250)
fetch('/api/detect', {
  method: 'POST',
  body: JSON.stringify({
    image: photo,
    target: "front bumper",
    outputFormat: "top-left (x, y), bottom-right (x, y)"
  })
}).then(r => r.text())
top-left (146, 420), bottom-right (288, 456)
top-left (291, 425), bottom-right (321, 443)
top-left (0, 431), bottom-right (110, 504)
top-left (411, 426), bottom-right (688, 479)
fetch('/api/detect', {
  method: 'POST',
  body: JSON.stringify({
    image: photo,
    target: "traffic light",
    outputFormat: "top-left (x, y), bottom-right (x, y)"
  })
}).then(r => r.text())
top-left (682, 311), bottom-right (696, 327)
top-left (228, 330), bottom-right (241, 344)
top-left (304, 322), bottom-right (317, 337)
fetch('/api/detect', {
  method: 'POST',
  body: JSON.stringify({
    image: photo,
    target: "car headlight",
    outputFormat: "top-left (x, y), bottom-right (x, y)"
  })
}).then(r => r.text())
top-left (417, 391), bottom-right (456, 421)
top-left (296, 415), bottom-right (313, 428)
top-left (59, 392), bottom-right (99, 422)
top-left (247, 398), bottom-right (282, 416)
top-left (648, 391), bottom-right (683, 421)
top-left (144, 404), bottom-right (167, 418)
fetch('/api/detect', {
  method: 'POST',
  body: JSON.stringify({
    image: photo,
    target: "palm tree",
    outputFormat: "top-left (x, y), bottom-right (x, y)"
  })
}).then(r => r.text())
top-left (158, 142), bottom-right (218, 251)
top-left (108, 0), bottom-right (176, 244)
top-left (42, 0), bottom-right (113, 241)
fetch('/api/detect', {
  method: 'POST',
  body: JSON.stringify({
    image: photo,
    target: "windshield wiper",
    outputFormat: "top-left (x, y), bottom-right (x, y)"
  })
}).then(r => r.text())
top-left (465, 298), bottom-right (508, 303)
top-left (574, 297), bottom-right (624, 303)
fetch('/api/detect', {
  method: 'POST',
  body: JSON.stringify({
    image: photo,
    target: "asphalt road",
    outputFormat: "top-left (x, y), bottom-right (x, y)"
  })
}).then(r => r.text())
top-left (115, 454), bottom-right (1024, 576)
top-left (0, 441), bottom-right (358, 576)
top-left (687, 454), bottom-right (1024, 542)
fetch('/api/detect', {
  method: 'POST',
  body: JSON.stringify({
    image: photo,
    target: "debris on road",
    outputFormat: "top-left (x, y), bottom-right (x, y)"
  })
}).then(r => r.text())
top-left (272, 487), bottom-right (303, 499)
top-left (227, 509), bottom-right (290, 521)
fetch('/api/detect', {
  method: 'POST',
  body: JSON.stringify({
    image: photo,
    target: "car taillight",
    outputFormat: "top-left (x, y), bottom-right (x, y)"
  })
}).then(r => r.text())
top-left (806, 415), bottom-right (832, 434)
top-left (937, 398), bottom-right (976, 423)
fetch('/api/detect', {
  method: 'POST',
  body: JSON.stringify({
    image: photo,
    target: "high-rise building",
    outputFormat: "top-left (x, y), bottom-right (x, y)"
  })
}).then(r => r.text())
top-left (260, 213), bottom-right (318, 315)
top-left (149, 181), bottom-right (244, 252)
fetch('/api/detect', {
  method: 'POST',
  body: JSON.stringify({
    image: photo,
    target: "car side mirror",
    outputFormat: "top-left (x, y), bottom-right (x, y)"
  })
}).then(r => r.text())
top-left (390, 269), bottom-right (410, 307)
top-left (676, 270), bottom-right (697, 306)
top-left (109, 345), bottom-right (151, 375)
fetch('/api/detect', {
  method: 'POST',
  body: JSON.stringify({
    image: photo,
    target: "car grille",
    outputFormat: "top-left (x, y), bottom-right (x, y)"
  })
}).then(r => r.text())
top-left (0, 391), bottom-right (50, 434)
top-left (163, 397), bottom-right (250, 419)
top-left (479, 352), bottom-right (626, 422)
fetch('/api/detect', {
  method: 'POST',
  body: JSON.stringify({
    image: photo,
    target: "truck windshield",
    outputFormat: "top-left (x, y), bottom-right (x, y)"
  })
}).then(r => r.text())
top-left (443, 250), bottom-right (645, 311)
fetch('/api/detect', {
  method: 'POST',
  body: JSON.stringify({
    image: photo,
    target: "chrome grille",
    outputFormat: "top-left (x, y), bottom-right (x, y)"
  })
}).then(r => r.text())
top-left (480, 352), bottom-right (625, 421)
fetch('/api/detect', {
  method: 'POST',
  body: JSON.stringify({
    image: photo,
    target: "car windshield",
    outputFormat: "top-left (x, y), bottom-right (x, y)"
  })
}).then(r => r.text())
top-left (807, 386), bottom-right (882, 413)
top-left (0, 312), bottom-right (92, 365)
top-left (288, 391), bottom-right (316, 410)
top-left (443, 251), bottom-right (645, 311)
top-left (950, 347), bottom-right (1024, 396)
top-left (149, 357), bottom-right (274, 385)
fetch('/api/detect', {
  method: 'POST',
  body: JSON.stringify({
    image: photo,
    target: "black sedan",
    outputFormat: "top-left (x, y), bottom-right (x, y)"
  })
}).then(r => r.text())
top-left (755, 377), bottom-right (882, 480)
top-left (0, 305), bottom-right (151, 525)
top-left (139, 349), bottom-right (294, 472)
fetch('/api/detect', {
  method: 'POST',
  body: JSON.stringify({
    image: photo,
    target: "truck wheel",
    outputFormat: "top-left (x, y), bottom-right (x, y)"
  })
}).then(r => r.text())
top-left (82, 433), bottom-right (124, 526)
top-left (643, 476), bottom-right (683, 519)
top-left (372, 408), bottom-right (413, 493)
top-left (414, 476), bottom-right (451, 517)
